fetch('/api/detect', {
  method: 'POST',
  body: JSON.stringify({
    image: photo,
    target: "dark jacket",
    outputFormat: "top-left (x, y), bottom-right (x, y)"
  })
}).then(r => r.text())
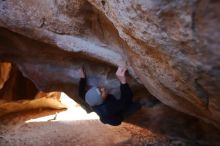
top-left (78, 78), bottom-right (133, 126)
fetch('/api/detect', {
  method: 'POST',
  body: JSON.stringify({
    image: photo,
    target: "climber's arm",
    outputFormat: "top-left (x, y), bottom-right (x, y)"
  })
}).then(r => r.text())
top-left (116, 66), bottom-right (127, 84)
top-left (120, 83), bottom-right (133, 99)
top-left (116, 66), bottom-right (133, 103)
top-left (78, 67), bottom-right (87, 101)
top-left (79, 78), bottom-right (87, 100)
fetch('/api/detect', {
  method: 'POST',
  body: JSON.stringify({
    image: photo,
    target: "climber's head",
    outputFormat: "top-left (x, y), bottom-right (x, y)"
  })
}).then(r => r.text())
top-left (85, 86), bottom-right (108, 106)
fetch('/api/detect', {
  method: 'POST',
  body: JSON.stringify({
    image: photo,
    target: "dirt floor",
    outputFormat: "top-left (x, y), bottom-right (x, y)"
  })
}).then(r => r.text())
top-left (0, 94), bottom-right (191, 146)
top-left (0, 108), bottom-right (192, 146)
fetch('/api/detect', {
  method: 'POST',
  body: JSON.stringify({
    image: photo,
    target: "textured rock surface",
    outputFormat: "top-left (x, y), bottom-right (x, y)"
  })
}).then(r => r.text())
top-left (88, 0), bottom-right (220, 127)
top-left (0, 63), bottom-right (66, 118)
top-left (0, 63), bottom-right (38, 100)
top-left (0, 0), bottom-right (220, 143)
top-left (0, 63), bottom-right (11, 89)
top-left (0, 28), bottom-right (152, 112)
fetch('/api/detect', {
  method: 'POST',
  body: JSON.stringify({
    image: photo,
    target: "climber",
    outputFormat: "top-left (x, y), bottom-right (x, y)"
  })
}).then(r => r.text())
top-left (78, 66), bottom-right (141, 126)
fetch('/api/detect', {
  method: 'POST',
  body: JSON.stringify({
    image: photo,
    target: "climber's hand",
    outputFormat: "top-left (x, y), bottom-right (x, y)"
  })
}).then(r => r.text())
top-left (116, 66), bottom-right (127, 84)
top-left (80, 66), bottom-right (86, 78)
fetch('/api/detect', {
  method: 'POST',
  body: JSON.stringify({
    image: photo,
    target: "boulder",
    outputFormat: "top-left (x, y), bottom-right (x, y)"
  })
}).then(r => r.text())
top-left (0, 0), bottom-right (220, 143)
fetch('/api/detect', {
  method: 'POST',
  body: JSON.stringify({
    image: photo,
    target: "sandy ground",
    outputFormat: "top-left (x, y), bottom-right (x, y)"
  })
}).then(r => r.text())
top-left (0, 94), bottom-right (189, 146)
top-left (0, 108), bottom-right (175, 146)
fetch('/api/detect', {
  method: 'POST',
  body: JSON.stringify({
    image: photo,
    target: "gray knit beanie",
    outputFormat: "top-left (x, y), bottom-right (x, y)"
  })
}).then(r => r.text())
top-left (85, 87), bottom-right (103, 106)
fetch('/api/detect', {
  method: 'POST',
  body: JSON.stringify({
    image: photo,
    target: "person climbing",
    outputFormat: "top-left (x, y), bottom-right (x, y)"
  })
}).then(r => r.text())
top-left (78, 66), bottom-right (141, 126)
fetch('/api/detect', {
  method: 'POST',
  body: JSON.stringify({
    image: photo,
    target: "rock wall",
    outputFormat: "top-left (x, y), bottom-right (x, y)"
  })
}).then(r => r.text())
top-left (0, 63), bottom-right (66, 118)
top-left (0, 62), bottom-right (11, 89)
top-left (0, 63), bottom-right (38, 100)
top-left (88, 0), bottom-right (220, 128)
top-left (0, 0), bottom-right (219, 140)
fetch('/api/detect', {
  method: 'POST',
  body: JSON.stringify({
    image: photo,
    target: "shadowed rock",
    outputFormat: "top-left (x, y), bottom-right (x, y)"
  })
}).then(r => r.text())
top-left (0, 0), bottom-right (220, 144)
